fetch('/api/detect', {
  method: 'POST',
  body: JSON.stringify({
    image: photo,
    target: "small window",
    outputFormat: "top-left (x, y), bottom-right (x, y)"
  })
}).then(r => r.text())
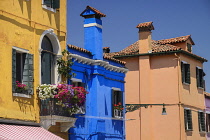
top-left (206, 113), bottom-right (210, 132)
top-left (198, 111), bottom-right (206, 132)
top-left (181, 62), bottom-right (191, 84)
top-left (12, 48), bottom-right (34, 96)
top-left (184, 109), bottom-right (193, 131)
top-left (196, 67), bottom-right (204, 88)
top-left (71, 80), bottom-right (86, 114)
top-left (112, 90), bottom-right (123, 118)
top-left (187, 43), bottom-right (192, 52)
top-left (43, 0), bottom-right (60, 10)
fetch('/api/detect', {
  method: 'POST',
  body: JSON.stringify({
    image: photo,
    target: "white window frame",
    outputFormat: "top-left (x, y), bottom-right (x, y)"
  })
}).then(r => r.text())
top-left (198, 110), bottom-right (206, 132)
top-left (184, 108), bottom-right (193, 131)
top-left (12, 47), bottom-right (31, 98)
top-left (112, 88), bottom-right (123, 119)
top-left (71, 78), bottom-right (86, 114)
top-left (39, 29), bottom-right (61, 85)
top-left (42, 0), bottom-right (56, 12)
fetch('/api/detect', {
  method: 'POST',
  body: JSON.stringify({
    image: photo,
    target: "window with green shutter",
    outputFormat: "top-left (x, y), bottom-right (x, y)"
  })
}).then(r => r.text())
top-left (184, 109), bottom-right (193, 131)
top-left (112, 90), bottom-right (123, 118)
top-left (206, 113), bottom-right (210, 132)
top-left (196, 67), bottom-right (204, 88)
top-left (12, 48), bottom-right (34, 96)
top-left (43, 0), bottom-right (60, 9)
top-left (181, 62), bottom-right (191, 84)
top-left (198, 111), bottom-right (206, 132)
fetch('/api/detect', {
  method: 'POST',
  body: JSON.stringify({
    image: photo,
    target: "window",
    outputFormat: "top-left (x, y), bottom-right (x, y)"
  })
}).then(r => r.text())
top-left (198, 111), bottom-right (206, 132)
top-left (184, 109), bottom-right (193, 131)
top-left (112, 89), bottom-right (123, 118)
top-left (206, 113), bottom-right (210, 132)
top-left (42, 0), bottom-right (60, 10)
top-left (196, 67), bottom-right (204, 88)
top-left (181, 62), bottom-right (191, 84)
top-left (187, 43), bottom-right (192, 52)
top-left (41, 36), bottom-right (54, 84)
top-left (71, 79), bottom-right (86, 114)
top-left (12, 47), bottom-right (34, 96)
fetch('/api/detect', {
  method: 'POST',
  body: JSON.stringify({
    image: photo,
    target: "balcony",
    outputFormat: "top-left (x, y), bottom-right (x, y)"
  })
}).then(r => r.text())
top-left (114, 109), bottom-right (123, 119)
top-left (40, 99), bottom-right (77, 132)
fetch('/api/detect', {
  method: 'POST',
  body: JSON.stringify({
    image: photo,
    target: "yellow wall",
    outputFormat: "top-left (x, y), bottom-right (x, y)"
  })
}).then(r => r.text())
top-left (0, 0), bottom-right (66, 122)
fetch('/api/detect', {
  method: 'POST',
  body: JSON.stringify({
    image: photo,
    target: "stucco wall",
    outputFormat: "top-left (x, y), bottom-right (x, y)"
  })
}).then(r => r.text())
top-left (0, 0), bottom-right (66, 122)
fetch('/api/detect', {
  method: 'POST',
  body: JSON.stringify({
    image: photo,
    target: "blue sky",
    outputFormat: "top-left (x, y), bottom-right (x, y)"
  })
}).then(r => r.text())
top-left (67, 0), bottom-right (210, 92)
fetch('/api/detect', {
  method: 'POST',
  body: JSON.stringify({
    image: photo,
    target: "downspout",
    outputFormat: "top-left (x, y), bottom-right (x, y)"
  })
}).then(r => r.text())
top-left (139, 60), bottom-right (141, 140)
top-left (174, 53), bottom-right (182, 140)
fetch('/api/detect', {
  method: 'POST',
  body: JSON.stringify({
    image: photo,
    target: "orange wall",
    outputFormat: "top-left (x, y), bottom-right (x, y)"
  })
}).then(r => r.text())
top-left (123, 52), bottom-right (205, 140)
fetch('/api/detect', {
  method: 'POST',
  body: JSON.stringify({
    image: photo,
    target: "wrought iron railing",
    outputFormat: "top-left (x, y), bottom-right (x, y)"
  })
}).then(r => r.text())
top-left (114, 109), bottom-right (123, 118)
top-left (40, 98), bottom-right (70, 117)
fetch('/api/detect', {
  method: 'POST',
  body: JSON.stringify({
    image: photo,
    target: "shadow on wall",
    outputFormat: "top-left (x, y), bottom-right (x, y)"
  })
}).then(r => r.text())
top-left (13, 96), bottom-right (34, 115)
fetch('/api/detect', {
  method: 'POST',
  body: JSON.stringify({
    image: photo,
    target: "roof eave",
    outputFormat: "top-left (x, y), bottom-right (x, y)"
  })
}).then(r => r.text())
top-left (114, 50), bottom-right (207, 62)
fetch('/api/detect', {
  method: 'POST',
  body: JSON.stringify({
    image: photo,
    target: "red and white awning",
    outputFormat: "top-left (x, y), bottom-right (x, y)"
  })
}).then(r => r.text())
top-left (0, 124), bottom-right (64, 140)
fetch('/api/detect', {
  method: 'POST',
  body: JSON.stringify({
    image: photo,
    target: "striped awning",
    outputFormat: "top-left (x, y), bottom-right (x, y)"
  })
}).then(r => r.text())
top-left (0, 124), bottom-right (64, 140)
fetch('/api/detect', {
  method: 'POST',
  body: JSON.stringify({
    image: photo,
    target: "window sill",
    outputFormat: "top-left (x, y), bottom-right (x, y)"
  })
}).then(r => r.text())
top-left (42, 5), bottom-right (56, 13)
top-left (198, 87), bottom-right (204, 90)
top-left (183, 82), bottom-right (190, 86)
top-left (199, 131), bottom-right (206, 134)
top-left (13, 93), bottom-right (31, 98)
top-left (185, 129), bottom-right (193, 131)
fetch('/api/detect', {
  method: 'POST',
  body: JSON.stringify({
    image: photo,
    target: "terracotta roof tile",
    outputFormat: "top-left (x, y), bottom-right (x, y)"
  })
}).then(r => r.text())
top-left (205, 92), bottom-right (210, 97)
top-left (111, 38), bottom-right (206, 62)
top-left (68, 44), bottom-right (125, 64)
top-left (157, 35), bottom-right (195, 45)
top-left (68, 44), bottom-right (92, 54)
top-left (136, 21), bottom-right (154, 30)
top-left (80, 6), bottom-right (106, 17)
top-left (103, 54), bottom-right (126, 64)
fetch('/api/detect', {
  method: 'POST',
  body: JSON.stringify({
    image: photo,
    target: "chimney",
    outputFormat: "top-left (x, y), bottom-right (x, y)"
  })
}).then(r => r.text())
top-left (136, 21), bottom-right (154, 53)
top-left (80, 6), bottom-right (106, 60)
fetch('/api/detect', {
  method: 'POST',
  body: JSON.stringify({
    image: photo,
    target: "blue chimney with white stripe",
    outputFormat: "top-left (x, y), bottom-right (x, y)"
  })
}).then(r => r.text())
top-left (80, 6), bottom-right (106, 60)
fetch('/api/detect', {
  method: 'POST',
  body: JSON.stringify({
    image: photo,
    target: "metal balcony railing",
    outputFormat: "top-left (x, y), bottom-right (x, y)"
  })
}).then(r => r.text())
top-left (40, 98), bottom-right (70, 117)
top-left (114, 109), bottom-right (123, 119)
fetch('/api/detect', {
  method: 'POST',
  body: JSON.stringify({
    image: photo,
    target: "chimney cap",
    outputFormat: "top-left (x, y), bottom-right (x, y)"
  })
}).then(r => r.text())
top-left (136, 21), bottom-right (154, 31)
top-left (103, 47), bottom-right (110, 53)
top-left (80, 6), bottom-right (106, 18)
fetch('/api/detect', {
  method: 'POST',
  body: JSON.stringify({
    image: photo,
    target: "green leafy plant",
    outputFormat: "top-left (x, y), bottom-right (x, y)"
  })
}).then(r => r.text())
top-left (57, 49), bottom-right (75, 81)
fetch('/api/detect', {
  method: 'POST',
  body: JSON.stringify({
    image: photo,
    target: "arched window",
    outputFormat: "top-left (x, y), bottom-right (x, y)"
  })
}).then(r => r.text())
top-left (41, 36), bottom-right (54, 84)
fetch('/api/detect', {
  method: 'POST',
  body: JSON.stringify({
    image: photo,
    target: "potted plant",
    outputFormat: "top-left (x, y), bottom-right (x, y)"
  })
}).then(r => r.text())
top-left (15, 81), bottom-right (28, 94)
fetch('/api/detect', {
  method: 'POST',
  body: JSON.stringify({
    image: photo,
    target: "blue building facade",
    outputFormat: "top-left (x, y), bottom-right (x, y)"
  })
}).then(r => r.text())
top-left (67, 6), bottom-right (127, 140)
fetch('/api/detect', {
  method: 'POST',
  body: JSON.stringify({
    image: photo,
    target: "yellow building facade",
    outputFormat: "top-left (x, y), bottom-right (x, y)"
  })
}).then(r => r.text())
top-left (0, 0), bottom-right (68, 139)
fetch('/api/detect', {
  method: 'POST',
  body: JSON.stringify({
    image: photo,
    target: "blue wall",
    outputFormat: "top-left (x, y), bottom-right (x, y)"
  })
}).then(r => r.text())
top-left (68, 48), bottom-right (126, 140)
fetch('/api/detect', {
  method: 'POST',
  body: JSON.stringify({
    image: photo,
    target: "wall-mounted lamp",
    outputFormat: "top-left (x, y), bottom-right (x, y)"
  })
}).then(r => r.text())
top-left (125, 103), bottom-right (167, 115)
top-left (161, 104), bottom-right (167, 115)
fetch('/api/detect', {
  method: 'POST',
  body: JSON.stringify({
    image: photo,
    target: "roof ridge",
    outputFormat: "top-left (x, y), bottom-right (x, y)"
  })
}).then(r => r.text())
top-left (156, 35), bottom-right (194, 45)
top-left (80, 6), bottom-right (106, 17)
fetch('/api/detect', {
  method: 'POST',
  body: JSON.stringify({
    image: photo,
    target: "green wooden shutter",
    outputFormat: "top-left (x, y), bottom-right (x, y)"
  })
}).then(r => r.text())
top-left (196, 67), bottom-right (200, 87)
top-left (186, 64), bottom-right (191, 84)
top-left (23, 53), bottom-right (34, 95)
top-left (53, 0), bottom-right (60, 9)
top-left (188, 110), bottom-right (193, 130)
top-left (198, 112), bottom-right (201, 131)
top-left (44, 0), bottom-right (52, 7)
top-left (184, 109), bottom-right (187, 130)
top-left (200, 69), bottom-right (204, 88)
top-left (12, 49), bottom-right (16, 92)
top-left (181, 62), bottom-right (185, 83)
top-left (200, 112), bottom-right (206, 131)
top-left (111, 89), bottom-right (114, 117)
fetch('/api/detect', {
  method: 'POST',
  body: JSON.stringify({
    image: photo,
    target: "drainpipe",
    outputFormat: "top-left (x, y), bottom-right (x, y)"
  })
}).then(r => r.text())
top-left (174, 53), bottom-right (182, 140)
